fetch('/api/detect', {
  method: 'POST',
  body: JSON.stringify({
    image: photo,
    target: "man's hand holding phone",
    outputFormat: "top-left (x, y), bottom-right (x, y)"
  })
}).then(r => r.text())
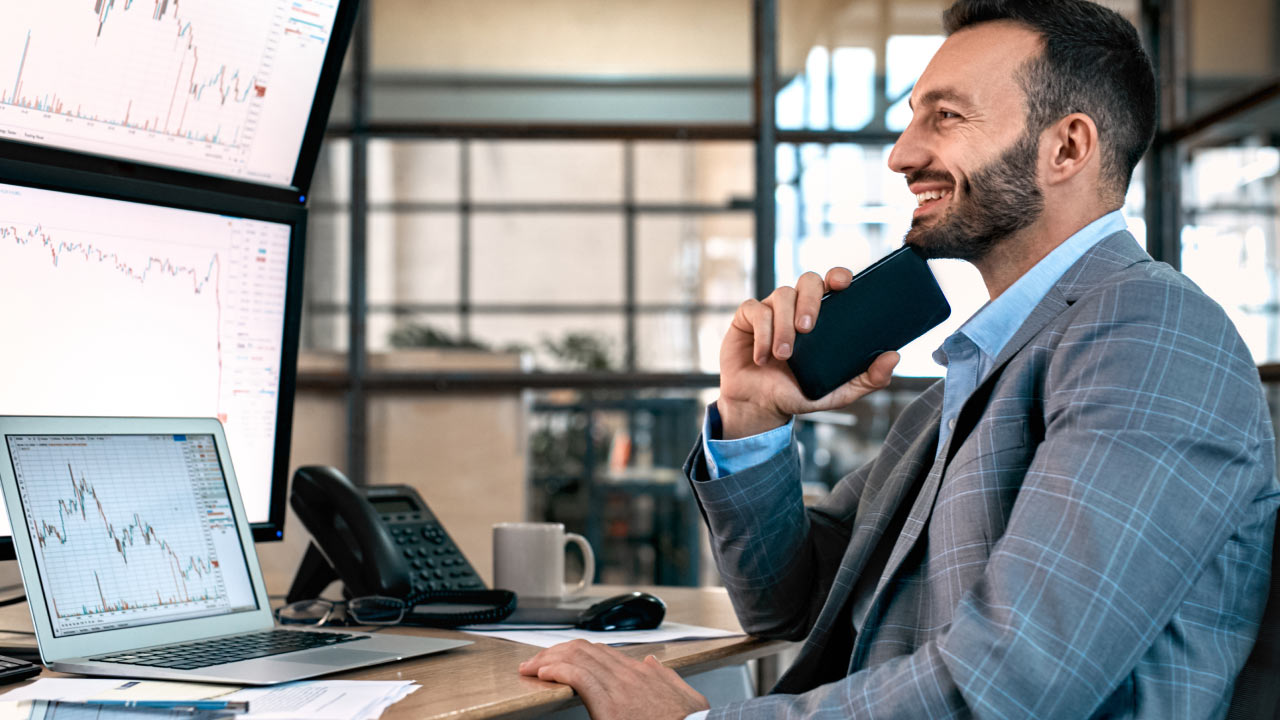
top-left (717, 267), bottom-right (900, 440)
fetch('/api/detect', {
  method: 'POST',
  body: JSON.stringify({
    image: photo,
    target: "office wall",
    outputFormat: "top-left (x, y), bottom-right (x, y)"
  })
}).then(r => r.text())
top-left (369, 0), bottom-right (751, 75)
top-left (255, 351), bottom-right (528, 595)
top-left (1190, 0), bottom-right (1275, 77)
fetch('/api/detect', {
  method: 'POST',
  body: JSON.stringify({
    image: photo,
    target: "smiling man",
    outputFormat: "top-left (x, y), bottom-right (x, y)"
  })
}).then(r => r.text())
top-left (519, 1), bottom-right (1280, 718)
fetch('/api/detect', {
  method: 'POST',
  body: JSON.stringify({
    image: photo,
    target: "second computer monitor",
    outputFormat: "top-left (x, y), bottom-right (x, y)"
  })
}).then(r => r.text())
top-left (0, 172), bottom-right (304, 550)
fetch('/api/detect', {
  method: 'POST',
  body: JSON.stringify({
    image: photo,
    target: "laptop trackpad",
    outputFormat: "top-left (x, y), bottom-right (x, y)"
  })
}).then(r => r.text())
top-left (292, 649), bottom-right (393, 666)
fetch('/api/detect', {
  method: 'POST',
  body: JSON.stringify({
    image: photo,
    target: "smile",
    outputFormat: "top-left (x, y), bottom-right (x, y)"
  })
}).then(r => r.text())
top-left (915, 189), bottom-right (953, 207)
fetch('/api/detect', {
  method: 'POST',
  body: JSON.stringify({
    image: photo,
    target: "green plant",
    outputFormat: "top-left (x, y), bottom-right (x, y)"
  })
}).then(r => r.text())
top-left (541, 332), bottom-right (614, 371)
top-left (388, 323), bottom-right (488, 350)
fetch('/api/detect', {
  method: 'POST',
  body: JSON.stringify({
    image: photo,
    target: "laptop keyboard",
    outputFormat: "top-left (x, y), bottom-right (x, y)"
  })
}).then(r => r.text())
top-left (91, 629), bottom-right (365, 670)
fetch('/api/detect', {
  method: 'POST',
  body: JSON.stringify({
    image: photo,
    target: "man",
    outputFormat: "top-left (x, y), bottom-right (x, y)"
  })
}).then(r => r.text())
top-left (520, 1), bottom-right (1280, 717)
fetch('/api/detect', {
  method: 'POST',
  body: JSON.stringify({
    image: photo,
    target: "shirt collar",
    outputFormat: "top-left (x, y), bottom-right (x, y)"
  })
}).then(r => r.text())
top-left (957, 210), bottom-right (1128, 361)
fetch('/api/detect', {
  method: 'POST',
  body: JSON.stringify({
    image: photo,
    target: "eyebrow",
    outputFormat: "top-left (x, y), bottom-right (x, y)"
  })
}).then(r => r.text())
top-left (907, 88), bottom-right (975, 112)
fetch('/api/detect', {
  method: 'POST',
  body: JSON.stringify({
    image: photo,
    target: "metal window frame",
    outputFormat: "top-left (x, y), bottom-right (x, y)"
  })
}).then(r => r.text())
top-left (323, 0), bottom-right (1272, 479)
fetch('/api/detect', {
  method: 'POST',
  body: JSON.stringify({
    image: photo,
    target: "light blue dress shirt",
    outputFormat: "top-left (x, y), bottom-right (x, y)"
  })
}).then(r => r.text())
top-left (702, 209), bottom-right (1128, 474)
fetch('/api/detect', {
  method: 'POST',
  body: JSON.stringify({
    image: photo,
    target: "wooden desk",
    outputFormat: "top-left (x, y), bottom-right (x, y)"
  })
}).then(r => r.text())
top-left (0, 586), bottom-right (792, 719)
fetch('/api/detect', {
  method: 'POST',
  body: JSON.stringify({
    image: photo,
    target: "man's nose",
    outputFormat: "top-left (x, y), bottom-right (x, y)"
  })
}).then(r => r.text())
top-left (887, 118), bottom-right (928, 176)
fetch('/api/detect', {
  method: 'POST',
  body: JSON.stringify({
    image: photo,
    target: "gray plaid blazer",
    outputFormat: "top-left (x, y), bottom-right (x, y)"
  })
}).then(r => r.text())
top-left (685, 231), bottom-right (1280, 719)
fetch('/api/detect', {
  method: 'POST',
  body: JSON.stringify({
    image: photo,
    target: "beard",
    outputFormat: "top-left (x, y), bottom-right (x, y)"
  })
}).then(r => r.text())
top-left (904, 128), bottom-right (1045, 263)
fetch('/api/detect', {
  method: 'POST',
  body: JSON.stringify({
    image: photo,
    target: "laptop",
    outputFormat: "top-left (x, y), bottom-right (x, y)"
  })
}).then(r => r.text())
top-left (0, 416), bottom-right (470, 685)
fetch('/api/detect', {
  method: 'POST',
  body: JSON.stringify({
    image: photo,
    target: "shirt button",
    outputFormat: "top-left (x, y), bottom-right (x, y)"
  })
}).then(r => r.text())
top-left (948, 418), bottom-right (957, 430)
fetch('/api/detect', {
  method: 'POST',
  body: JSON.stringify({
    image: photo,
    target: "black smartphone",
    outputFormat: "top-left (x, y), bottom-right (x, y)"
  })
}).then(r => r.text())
top-left (786, 246), bottom-right (951, 400)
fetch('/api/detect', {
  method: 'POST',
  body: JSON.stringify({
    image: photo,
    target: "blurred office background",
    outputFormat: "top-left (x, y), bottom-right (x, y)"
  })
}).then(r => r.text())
top-left (268, 0), bottom-right (1280, 591)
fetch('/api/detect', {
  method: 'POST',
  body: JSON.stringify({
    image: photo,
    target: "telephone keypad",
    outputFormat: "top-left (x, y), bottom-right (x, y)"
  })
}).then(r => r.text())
top-left (378, 509), bottom-right (485, 593)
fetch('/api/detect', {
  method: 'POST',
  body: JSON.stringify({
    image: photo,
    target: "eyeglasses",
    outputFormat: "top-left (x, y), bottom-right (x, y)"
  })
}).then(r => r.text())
top-left (275, 596), bottom-right (408, 627)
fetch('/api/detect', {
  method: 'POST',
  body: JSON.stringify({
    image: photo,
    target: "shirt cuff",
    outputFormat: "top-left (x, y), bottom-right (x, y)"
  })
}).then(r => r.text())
top-left (701, 402), bottom-right (794, 479)
top-left (685, 712), bottom-right (710, 720)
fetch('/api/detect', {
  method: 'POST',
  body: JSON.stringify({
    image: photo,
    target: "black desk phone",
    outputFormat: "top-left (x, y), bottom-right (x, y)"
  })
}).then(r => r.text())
top-left (285, 465), bottom-right (513, 626)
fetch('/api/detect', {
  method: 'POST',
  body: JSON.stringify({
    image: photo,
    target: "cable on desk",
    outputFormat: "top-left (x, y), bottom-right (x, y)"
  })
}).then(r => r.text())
top-left (0, 595), bottom-right (26, 608)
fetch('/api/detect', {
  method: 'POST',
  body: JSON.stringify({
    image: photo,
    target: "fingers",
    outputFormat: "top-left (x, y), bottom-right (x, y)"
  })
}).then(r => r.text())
top-left (863, 351), bottom-right (899, 388)
top-left (809, 351), bottom-right (900, 411)
top-left (769, 286), bottom-right (797, 360)
top-left (794, 272), bottom-right (824, 335)
top-left (533, 661), bottom-right (604, 695)
top-left (824, 266), bottom-right (854, 292)
top-left (730, 299), bottom-right (773, 366)
top-left (519, 639), bottom-right (630, 678)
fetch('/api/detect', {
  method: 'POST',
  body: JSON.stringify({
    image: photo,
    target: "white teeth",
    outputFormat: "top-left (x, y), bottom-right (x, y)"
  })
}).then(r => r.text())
top-left (915, 190), bottom-right (950, 206)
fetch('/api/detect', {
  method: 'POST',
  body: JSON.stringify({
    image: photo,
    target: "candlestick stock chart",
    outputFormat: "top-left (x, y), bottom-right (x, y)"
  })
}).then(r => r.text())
top-left (0, 0), bottom-right (340, 185)
top-left (8, 433), bottom-right (256, 636)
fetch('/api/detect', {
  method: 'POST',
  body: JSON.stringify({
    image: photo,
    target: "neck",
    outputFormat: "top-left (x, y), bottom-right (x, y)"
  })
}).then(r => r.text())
top-left (972, 202), bottom-right (1116, 299)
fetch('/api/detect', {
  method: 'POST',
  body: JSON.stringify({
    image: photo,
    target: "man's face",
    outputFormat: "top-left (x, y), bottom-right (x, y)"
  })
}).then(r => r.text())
top-left (888, 22), bottom-right (1047, 262)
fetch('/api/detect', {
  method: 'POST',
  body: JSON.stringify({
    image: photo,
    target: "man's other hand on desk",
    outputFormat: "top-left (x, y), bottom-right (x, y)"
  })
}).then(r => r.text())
top-left (518, 639), bottom-right (710, 720)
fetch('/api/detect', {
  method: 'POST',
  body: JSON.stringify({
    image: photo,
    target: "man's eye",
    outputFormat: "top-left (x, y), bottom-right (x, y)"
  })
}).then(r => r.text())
top-left (939, 110), bottom-right (961, 120)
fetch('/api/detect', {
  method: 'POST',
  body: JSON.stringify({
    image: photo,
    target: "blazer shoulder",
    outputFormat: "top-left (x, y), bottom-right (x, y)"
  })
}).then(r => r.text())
top-left (1071, 256), bottom-right (1237, 334)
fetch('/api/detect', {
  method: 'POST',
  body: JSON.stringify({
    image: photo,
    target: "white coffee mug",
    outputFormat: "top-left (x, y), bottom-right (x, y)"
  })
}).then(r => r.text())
top-left (492, 522), bottom-right (595, 599)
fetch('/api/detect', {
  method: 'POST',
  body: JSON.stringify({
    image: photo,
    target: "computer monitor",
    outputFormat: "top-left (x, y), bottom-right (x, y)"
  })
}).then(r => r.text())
top-left (0, 167), bottom-right (305, 558)
top-left (0, 0), bottom-right (358, 202)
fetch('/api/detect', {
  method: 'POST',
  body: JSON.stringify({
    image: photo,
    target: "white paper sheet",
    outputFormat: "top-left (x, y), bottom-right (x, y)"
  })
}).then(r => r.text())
top-left (461, 621), bottom-right (743, 648)
top-left (0, 679), bottom-right (418, 720)
top-left (220, 680), bottom-right (416, 720)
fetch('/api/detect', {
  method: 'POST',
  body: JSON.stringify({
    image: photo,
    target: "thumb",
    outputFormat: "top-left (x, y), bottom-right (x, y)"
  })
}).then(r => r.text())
top-left (864, 351), bottom-right (900, 388)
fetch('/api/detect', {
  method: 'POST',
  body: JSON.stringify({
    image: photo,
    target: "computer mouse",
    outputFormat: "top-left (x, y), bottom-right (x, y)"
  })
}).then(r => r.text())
top-left (575, 591), bottom-right (666, 631)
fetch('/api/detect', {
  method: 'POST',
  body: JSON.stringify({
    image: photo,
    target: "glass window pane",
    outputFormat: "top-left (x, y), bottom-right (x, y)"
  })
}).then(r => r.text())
top-left (301, 211), bottom-right (349, 352)
top-left (832, 47), bottom-right (875, 130)
top-left (696, 313), bottom-right (735, 373)
top-left (885, 35), bottom-right (944, 98)
top-left (633, 141), bottom-right (754, 206)
top-left (367, 211), bottom-right (461, 305)
top-left (309, 138), bottom-right (350, 204)
top-left (636, 312), bottom-right (730, 373)
top-left (471, 213), bottom-right (624, 303)
top-left (637, 214), bottom-right (753, 304)
top-left (471, 141), bottom-right (624, 203)
top-left (779, 0), bottom-right (949, 131)
top-left (368, 140), bottom-right (462, 204)
top-left (1181, 140), bottom-right (1280, 364)
top-left (470, 315), bottom-right (626, 371)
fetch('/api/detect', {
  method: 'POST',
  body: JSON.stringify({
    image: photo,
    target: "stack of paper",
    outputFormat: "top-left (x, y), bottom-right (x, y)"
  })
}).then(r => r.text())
top-left (0, 678), bottom-right (419, 720)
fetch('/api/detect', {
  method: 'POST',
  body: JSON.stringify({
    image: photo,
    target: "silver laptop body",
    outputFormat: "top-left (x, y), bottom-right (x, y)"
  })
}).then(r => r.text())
top-left (0, 416), bottom-right (469, 685)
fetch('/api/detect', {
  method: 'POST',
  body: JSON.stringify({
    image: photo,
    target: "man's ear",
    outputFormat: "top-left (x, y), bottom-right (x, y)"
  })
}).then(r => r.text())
top-left (1042, 112), bottom-right (1099, 187)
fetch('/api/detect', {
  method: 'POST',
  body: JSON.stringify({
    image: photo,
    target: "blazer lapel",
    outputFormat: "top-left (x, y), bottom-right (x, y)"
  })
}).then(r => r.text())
top-left (774, 385), bottom-right (943, 692)
top-left (817, 385), bottom-right (943, 629)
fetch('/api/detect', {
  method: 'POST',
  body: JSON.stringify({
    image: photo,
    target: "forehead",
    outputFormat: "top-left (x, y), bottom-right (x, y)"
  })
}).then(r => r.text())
top-left (911, 21), bottom-right (1043, 111)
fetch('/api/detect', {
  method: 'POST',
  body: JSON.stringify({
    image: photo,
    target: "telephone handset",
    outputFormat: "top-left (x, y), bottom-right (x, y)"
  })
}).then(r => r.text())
top-left (286, 465), bottom-right (514, 627)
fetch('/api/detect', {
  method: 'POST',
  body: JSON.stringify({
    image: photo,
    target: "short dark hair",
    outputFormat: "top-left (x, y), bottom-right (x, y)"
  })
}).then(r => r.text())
top-left (943, 0), bottom-right (1156, 202)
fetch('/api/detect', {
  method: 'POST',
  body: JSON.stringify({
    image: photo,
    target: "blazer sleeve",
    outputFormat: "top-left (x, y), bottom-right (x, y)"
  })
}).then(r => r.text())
top-left (707, 274), bottom-right (1279, 718)
top-left (685, 433), bottom-right (874, 640)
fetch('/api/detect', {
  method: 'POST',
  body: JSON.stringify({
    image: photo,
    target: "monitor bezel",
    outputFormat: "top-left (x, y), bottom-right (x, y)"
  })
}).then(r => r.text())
top-left (0, 158), bottom-right (305, 558)
top-left (0, 0), bottom-right (360, 204)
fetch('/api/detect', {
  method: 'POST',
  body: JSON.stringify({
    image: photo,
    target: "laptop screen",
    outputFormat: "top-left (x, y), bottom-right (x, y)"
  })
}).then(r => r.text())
top-left (5, 433), bottom-right (259, 638)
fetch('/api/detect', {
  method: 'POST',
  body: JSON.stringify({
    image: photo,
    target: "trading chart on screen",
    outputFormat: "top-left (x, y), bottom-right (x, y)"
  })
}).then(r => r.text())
top-left (0, 181), bottom-right (292, 536)
top-left (7, 433), bottom-right (258, 637)
top-left (0, 0), bottom-right (340, 187)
